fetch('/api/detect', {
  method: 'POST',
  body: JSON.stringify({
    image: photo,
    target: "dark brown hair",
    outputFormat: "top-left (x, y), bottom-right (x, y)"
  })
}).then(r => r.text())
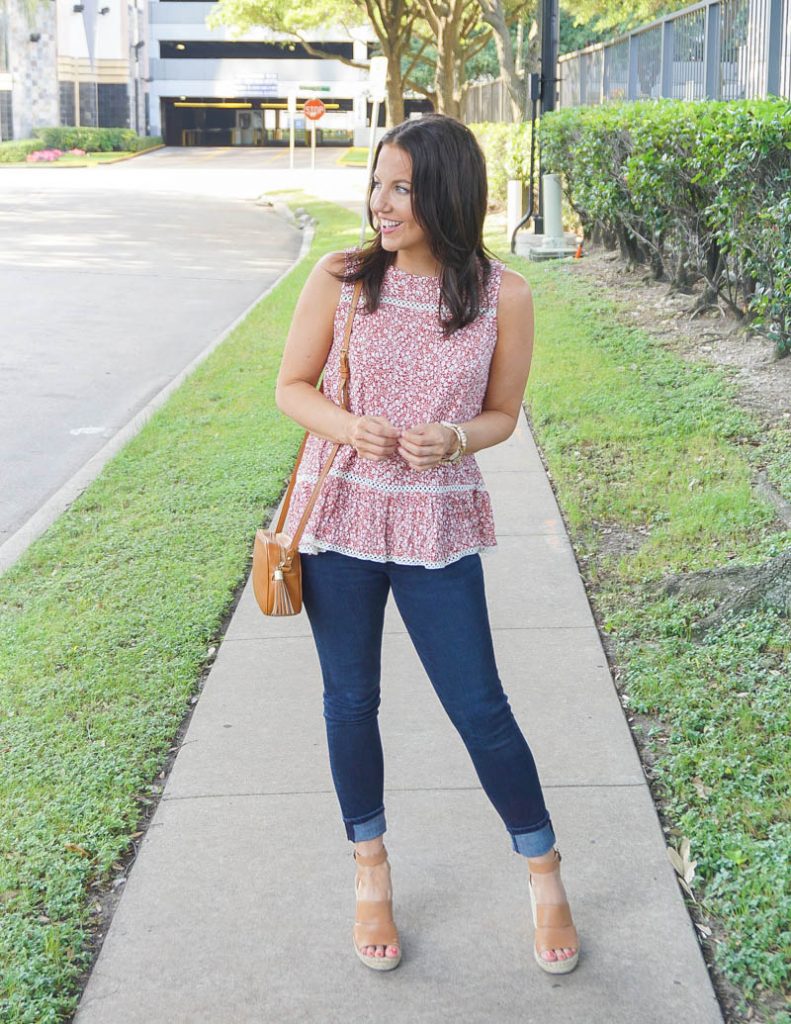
top-left (338, 114), bottom-right (493, 334)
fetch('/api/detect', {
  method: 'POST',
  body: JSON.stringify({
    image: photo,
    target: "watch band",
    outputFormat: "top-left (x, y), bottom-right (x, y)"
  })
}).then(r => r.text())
top-left (439, 421), bottom-right (467, 464)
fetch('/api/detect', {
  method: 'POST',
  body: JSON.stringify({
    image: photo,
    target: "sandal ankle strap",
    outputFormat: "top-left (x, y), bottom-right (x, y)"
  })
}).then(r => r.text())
top-left (526, 848), bottom-right (561, 873)
top-left (353, 844), bottom-right (388, 867)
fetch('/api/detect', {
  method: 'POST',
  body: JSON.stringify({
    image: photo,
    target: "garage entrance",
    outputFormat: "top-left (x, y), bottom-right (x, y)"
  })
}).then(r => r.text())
top-left (161, 97), bottom-right (355, 147)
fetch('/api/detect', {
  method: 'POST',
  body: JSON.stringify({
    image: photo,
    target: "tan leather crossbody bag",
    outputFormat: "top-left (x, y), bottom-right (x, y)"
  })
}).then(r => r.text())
top-left (252, 280), bottom-right (363, 616)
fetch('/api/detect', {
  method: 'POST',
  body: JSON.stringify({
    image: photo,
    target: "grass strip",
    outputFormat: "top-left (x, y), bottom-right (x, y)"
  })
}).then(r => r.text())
top-left (0, 196), bottom-right (358, 1024)
top-left (337, 147), bottom-right (369, 167)
top-left (2, 194), bottom-right (787, 1023)
top-left (491, 241), bottom-right (790, 1023)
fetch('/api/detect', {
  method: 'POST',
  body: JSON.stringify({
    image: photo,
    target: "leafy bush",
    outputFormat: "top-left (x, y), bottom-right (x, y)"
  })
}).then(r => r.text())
top-left (539, 99), bottom-right (791, 354)
top-left (0, 139), bottom-right (41, 163)
top-left (128, 134), bottom-right (163, 152)
top-left (469, 121), bottom-right (536, 205)
top-left (30, 126), bottom-right (157, 153)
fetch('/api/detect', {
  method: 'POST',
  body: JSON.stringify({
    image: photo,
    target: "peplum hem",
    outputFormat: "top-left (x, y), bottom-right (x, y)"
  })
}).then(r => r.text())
top-left (283, 472), bottom-right (497, 570)
top-left (296, 536), bottom-right (498, 569)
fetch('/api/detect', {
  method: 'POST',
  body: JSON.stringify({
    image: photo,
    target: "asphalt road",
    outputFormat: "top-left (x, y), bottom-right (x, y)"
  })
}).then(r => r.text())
top-left (0, 148), bottom-right (317, 561)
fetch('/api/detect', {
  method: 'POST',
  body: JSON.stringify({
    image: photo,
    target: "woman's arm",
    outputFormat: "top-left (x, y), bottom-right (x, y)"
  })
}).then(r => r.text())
top-left (398, 267), bottom-right (535, 468)
top-left (275, 251), bottom-right (400, 460)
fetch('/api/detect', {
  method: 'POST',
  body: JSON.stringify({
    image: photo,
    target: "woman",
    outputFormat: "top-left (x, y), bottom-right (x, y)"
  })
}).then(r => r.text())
top-left (274, 114), bottom-right (579, 975)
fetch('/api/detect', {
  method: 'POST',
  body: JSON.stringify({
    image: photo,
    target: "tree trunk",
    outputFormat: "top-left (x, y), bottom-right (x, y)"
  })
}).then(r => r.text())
top-left (364, 0), bottom-right (414, 126)
top-left (657, 550), bottom-right (791, 634)
top-left (434, 12), bottom-right (461, 116)
top-left (385, 51), bottom-right (405, 125)
top-left (524, 17), bottom-right (540, 76)
top-left (478, 0), bottom-right (525, 120)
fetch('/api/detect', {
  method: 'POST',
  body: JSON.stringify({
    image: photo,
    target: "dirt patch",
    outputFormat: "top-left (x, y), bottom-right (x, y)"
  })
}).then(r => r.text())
top-left (589, 519), bottom-right (651, 561)
top-left (570, 246), bottom-right (791, 430)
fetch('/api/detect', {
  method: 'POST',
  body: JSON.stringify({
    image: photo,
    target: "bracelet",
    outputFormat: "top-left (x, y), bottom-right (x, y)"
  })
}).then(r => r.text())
top-left (439, 421), bottom-right (467, 465)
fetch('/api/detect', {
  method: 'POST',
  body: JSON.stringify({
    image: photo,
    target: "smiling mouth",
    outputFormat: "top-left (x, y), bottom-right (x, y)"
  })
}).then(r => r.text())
top-left (380, 220), bottom-right (403, 232)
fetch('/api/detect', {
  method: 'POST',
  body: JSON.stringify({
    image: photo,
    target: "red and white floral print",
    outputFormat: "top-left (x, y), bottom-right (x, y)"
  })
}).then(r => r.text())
top-left (282, 249), bottom-right (504, 569)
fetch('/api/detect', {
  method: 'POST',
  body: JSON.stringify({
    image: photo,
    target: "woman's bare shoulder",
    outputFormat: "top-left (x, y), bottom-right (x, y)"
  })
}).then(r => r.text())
top-left (497, 266), bottom-right (534, 314)
top-left (317, 250), bottom-right (348, 277)
top-left (300, 250), bottom-right (347, 307)
top-left (499, 265), bottom-right (531, 295)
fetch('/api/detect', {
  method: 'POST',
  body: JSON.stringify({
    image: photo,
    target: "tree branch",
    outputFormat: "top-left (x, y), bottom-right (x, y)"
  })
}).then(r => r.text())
top-left (402, 34), bottom-right (432, 78)
top-left (291, 31), bottom-right (370, 68)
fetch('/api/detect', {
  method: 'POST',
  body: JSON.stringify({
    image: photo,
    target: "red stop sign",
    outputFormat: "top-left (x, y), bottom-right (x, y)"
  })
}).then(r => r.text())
top-left (303, 98), bottom-right (326, 121)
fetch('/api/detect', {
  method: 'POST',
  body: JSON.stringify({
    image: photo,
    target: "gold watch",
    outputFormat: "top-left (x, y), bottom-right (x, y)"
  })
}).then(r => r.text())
top-left (439, 421), bottom-right (467, 465)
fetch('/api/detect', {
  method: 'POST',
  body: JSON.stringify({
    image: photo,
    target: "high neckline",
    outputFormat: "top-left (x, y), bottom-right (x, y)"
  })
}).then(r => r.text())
top-left (389, 262), bottom-right (440, 281)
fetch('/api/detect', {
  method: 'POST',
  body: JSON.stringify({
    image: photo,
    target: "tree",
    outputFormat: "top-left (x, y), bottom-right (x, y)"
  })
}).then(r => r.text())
top-left (560, 0), bottom-right (695, 37)
top-left (476, 0), bottom-right (538, 119)
top-left (207, 0), bottom-right (424, 125)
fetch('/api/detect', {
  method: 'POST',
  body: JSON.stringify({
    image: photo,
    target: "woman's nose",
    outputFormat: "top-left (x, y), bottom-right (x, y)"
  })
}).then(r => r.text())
top-left (371, 193), bottom-right (389, 215)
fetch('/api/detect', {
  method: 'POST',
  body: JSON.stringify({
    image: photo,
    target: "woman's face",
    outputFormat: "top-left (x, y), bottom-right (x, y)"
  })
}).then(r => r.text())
top-left (370, 144), bottom-right (432, 262)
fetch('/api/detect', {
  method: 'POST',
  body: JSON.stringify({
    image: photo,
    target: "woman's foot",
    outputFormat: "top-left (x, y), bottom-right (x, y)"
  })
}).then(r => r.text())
top-left (526, 848), bottom-right (579, 969)
top-left (354, 839), bottom-right (400, 964)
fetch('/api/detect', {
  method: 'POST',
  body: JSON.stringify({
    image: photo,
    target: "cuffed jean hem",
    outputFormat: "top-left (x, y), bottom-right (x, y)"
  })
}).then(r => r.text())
top-left (509, 818), bottom-right (557, 858)
top-left (345, 808), bottom-right (387, 843)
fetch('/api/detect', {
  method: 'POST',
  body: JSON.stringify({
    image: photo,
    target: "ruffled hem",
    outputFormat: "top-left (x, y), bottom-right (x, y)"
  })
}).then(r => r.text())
top-left (283, 473), bottom-right (497, 570)
top-left (296, 536), bottom-right (498, 570)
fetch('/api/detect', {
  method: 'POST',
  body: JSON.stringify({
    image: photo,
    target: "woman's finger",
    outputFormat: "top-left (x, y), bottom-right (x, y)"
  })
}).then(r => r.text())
top-left (358, 430), bottom-right (399, 447)
top-left (399, 447), bottom-right (441, 469)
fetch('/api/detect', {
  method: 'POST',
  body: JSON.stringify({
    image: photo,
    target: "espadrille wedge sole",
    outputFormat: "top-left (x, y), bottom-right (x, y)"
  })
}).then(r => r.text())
top-left (352, 845), bottom-right (401, 971)
top-left (527, 848), bottom-right (580, 975)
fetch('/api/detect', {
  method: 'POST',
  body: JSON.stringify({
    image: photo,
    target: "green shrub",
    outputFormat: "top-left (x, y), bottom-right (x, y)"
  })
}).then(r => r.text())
top-left (0, 139), bottom-right (41, 163)
top-left (128, 135), bottom-right (163, 152)
top-left (469, 121), bottom-right (536, 205)
top-left (540, 99), bottom-right (791, 354)
top-left (31, 126), bottom-right (145, 152)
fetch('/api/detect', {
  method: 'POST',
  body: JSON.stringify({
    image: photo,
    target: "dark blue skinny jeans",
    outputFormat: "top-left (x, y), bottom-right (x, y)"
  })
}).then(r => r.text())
top-left (300, 549), bottom-right (556, 858)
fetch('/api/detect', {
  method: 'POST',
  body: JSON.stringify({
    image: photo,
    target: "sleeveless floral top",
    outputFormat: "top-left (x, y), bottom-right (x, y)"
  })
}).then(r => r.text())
top-left (282, 249), bottom-right (503, 569)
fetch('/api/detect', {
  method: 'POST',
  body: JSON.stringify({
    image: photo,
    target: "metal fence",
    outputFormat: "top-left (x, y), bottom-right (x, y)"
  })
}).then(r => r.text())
top-left (463, 78), bottom-right (523, 123)
top-left (558, 0), bottom-right (790, 106)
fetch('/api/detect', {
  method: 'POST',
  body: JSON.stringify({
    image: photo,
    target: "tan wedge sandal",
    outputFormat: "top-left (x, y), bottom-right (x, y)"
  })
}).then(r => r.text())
top-left (352, 845), bottom-right (402, 971)
top-left (526, 848), bottom-right (580, 975)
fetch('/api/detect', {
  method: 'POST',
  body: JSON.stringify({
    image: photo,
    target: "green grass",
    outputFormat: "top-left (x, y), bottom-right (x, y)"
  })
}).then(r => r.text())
top-left (490, 241), bottom-right (790, 1022)
top-left (2, 196), bottom-right (788, 1022)
top-left (0, 196), bottom-right (358, 1023)
top-left (337, 146), bottom-right (369, 167)
top-left (1, 146), bottom-right (163, 169)
top-left (3, 152), bottom-right (146, 168)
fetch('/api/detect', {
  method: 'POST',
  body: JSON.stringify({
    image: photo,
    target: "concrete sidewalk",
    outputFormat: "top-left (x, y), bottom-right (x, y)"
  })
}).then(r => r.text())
top-left (73, 411), bottom-right (724, 1024)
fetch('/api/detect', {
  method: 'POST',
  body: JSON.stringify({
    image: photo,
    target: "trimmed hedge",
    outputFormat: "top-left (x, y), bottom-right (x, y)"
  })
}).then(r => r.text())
top-left (127, 134), bottom-right (163, 153)
top-left (539, 99), bottom-right (791, 354)
top-left (0, 130), bottom-right (162, 162)
top-left (469, 121), bottom-right (535, 205)
top-left (0, 139), bottom-right (42, 163)
top-left (31, 127), bottom-right (162, 153)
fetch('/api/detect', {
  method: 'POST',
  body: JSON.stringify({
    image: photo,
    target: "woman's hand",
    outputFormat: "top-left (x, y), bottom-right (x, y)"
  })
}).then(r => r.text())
top-left (348, 415), bottom-right (401, 461)
top-left (398, 422), bottom-right (457, 471)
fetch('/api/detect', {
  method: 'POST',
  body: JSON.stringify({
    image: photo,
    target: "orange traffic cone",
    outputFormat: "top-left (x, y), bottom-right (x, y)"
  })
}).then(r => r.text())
top-left (573, 239), bottom-right (584, 259)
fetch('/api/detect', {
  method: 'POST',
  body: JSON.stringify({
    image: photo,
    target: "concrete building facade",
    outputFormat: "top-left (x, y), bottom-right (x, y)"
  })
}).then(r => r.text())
top-left (0, 0), bottom-right (149, 140)
top-left (150, 2), bottom-right (372, 147)
top-left (1, 0), bottom-right (428, 145)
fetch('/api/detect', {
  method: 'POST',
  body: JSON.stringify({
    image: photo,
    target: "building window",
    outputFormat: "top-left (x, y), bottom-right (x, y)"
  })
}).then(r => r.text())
top-left (0, 91), bottom-right (12, 139)
top-left (98, 84), bottom-right (129, 127)
top-left (79, 82), bottom-right (98, 127)
top-left (59, 82), bottom-right (75, 125)
top-left (0, 8), bottom-right (8, 74)
top-left (159, 39), bottom-right (353, 59)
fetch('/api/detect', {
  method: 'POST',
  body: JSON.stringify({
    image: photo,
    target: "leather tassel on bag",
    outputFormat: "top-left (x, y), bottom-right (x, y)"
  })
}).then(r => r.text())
top-left (271, 558), bottom-right (295, 615)
top-left (251, 281), bottom-right (363, 617)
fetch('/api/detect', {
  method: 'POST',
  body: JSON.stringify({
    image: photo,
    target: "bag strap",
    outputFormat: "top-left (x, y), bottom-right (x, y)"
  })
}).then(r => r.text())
top-left (275, 278), bottom-right (363, 565)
